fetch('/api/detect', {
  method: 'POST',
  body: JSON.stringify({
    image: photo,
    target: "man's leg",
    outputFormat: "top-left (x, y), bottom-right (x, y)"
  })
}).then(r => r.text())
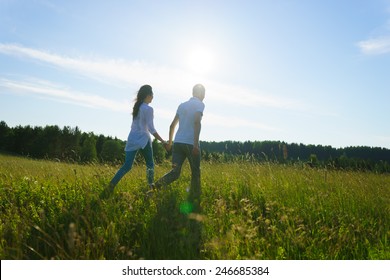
top-left (155, 143), bottom-right (186, 188)
top-left (187, 145), bottom-right (201, 213)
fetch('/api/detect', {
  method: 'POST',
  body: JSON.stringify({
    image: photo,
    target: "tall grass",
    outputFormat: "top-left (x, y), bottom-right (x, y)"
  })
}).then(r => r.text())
top-left (0, 154), bottom-right (389, 259)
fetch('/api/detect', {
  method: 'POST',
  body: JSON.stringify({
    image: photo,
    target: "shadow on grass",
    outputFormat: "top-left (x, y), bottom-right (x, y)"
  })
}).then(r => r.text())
top-left (139, 188), bottom-right (202, 260)
top-left (3, 183), bottom-right (202, 260)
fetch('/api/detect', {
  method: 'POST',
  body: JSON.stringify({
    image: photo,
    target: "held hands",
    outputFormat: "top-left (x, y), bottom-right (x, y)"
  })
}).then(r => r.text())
top-left (160, 140), bottom-right (199, 155)
top-left (163, 141), bottom-right (172, 152)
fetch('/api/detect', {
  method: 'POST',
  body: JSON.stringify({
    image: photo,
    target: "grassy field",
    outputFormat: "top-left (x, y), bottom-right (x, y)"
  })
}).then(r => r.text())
top-left (0, 153), bottom-right (389, 260)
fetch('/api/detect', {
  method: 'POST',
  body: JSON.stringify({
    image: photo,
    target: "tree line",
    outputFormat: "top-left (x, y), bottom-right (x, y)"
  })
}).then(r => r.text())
top-left (1, 121), bottom-right (390, 172)
top-left (0, 121), bottom-right (166, 164)
top-left (201, 140), bottom-right (390, 172)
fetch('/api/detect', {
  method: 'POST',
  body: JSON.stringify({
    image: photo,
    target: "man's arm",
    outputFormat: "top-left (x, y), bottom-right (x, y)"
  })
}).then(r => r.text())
top-left (167, 114), bottom-right (179, 150)
top-left (192, 112), bottom-right (202, 156)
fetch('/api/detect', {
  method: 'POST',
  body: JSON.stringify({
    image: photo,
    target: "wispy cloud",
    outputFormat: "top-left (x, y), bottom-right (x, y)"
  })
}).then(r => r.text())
top-left (0, 43), bottom-right (309, 133)
top-left (0, 77), bottom-right (277, 131)
top-left (204, 113), bottom-right (279, 130)
top-left (357, 36), bottom-right (390, 55)
top-left (0, 43), bottom-right (305, 111)
top-left (0, 43), bottom-right (155, 88)
top-left (0, 78), bottom-right (129, 112)
top-left (207, 81), bottom-right (303, 110)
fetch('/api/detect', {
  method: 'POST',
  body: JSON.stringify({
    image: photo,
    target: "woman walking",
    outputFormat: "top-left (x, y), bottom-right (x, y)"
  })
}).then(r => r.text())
top-left (103, 85), bottom-right (167, 197)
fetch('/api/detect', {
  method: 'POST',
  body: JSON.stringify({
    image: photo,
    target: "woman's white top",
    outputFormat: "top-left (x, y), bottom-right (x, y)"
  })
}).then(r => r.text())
top-left (125, 103), bottom-right (157, 151)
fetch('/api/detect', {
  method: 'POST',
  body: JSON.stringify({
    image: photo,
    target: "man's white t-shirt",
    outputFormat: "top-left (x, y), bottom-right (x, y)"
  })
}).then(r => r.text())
top-left (125, 103), bottom-right (157, 151)
top-left (174, 97), bottom-right (205, 146)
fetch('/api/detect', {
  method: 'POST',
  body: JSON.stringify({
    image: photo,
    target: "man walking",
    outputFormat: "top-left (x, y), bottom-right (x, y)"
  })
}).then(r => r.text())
top-left (155, 84), bottom-right (205, 212)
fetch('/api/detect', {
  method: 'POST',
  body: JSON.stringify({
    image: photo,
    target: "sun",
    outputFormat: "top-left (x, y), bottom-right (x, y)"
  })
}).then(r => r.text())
top-left (187, 46), bottom-right (215, 76)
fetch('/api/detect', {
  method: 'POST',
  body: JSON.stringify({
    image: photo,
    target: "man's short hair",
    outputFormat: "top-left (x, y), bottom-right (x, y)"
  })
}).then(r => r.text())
top-left (193, 84), bottom-right (205, 99)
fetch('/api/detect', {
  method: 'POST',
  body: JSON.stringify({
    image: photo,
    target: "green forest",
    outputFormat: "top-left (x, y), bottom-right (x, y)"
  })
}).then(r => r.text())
top-left (1, 121), bottom-right (390, 172)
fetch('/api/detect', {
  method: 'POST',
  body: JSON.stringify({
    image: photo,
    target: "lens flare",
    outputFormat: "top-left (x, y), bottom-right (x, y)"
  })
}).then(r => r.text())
top-left (179, 201), bottom-right (193, 214)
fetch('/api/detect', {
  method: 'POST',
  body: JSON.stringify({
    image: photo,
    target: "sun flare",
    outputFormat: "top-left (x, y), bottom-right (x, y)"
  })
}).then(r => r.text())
top-left (187, 46), bottom-right (215, 75)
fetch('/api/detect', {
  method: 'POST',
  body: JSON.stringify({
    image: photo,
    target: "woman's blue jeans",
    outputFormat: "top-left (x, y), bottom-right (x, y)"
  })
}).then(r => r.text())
top-left (110, 141), bottom-right (154, 187)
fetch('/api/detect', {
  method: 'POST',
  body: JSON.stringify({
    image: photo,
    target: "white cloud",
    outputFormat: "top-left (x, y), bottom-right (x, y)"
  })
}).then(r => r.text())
top-left (357, 36), bottom-right (390, 55)
top-left (0, 78), bottom-right (129, 112)
top-left (206, 81), bottom-right (304, 110)
top-left (0, 43), bottom-right (312, 135)
top-left (1, 77), bottom-right (277, 131)
top-left (0, 43), bottom-right (195, 99)
top-left (0, 43), bottom-right (305, 111)
top-left (204, 113), bottom-right (279, 130)
top-left (0, 43), bottom-right (152, 86)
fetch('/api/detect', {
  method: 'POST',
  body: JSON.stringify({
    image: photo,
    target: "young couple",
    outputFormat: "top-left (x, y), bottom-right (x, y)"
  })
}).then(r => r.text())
top-left (103, 84), bottom-right (205, 207)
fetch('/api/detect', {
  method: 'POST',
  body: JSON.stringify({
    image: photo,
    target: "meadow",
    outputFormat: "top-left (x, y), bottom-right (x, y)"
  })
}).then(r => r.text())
top-left (0, 153), bottom-right (389, 260)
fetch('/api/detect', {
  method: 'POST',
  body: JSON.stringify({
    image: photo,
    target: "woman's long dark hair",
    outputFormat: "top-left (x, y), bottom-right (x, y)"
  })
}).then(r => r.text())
top-left (132, 85), bottom-right (153, 119)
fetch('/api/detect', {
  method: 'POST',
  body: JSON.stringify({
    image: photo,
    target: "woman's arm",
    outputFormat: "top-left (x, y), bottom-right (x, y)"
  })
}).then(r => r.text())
top-left (145, 106), bottom-right (167, 146)
top-left (152, 132), bottom-right (165, 143)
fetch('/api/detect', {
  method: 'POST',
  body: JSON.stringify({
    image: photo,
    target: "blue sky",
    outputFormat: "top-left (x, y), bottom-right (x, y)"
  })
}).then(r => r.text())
top-left (1, 0), bottom-right (390, 149)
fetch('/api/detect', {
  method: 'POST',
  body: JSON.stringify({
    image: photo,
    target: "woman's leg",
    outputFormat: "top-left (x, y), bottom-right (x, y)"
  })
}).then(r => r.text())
top-left (140, 141), bottom-right (154, 186)
top-left (110, 150), bottom-right (137, 187)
